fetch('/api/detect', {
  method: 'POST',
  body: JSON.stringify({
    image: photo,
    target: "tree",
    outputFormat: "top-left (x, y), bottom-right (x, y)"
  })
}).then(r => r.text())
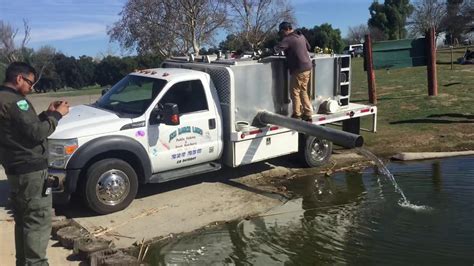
top-left (108, 0), bottom-right (227, 57)
top-left (0, 21), bottom-right (55, 91)
top-left (0, 19), bottom-right (31, 64)
top-left (369, 26), bottom-right (388, 42)
top-left (368, 0), bottom-right (414, 40)
top-left (94, 56), bottom-right (130, 86)
top-left (31, 46), bottom-right (59, 92)
top-left (219, 33), bottom-right (250, 51)
top-left (347, 24), bottom-right (370, 44)
top-left (441, 0), bottom-right (473, 45)
top-left (297, 27), bottom-right (316, 47)
top-left (77, 56), bottom-right (97, 87)
top-left (368, 1), bottom-right (389, 40)
top-left (298, 24), bottom-right (344, 53)
top-left (0, 62), bottom-right (5, 83)
top-left (226, 0), bottom-right (295, 50)
top-left (53, 54), bottom-right (84, 89)
top-left (173, 0), bottom-right (228, 55)
top-left (108, 0), bottom-right (184, 57)
top-left (135, 54), bottom-right (163, 69)
top-left (261, 31), bottom-right (280, 51)
top-left (408, 0), bottom-right (446, 37)
top-left (199, 47), bottom-right (220, 55)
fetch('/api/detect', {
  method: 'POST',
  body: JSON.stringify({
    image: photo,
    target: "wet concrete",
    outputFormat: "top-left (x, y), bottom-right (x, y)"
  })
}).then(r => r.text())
top-left (70, 182), bottom-right (282, 249)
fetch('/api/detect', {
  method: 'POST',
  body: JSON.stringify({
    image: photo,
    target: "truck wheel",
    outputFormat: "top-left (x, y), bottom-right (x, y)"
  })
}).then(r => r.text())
top-left (83, 159), bottom-right (138, 214)
top-left (301, 136), bottom-right (333, 167)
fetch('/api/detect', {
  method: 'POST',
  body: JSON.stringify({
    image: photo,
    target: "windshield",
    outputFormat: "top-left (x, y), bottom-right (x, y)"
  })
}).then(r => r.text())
top-left (96, 75), bottom-right (167, 117)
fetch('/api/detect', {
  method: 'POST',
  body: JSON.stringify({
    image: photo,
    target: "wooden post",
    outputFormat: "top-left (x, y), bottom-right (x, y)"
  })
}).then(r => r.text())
top-left (450, 46), bottom-right (454, 70)
top-left (364, 34), bottom-right (377, 104)
top-left (427, 27), bottom-right (438, 96)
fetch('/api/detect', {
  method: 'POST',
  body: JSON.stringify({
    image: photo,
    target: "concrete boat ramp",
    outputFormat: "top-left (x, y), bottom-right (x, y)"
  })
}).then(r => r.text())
top-left (0, 165), bottom-right (284, 265)
top-left (71, 181), bottom-right (282, 248)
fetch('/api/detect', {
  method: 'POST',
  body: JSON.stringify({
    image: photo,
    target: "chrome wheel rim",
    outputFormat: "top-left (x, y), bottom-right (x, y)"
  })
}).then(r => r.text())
top-left (309, 138), bottom-right (330, 163)
top-left (96, 169), bottom-right (130, 206)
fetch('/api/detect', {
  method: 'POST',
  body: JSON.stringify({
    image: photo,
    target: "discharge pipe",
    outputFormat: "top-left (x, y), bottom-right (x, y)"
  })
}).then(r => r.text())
top-left (257, 111), bottom-right (363, 148)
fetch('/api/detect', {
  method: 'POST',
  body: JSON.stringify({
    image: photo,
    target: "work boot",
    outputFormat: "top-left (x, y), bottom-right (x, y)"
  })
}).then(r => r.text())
top-left (291, 114), bottom-right (302, 120)
top-left (302, 115), bottom-right (313, 123)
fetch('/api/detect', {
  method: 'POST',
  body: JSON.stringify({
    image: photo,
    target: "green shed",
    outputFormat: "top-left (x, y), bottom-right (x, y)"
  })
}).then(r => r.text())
top-left (371, 38), bottom-right (427, 70)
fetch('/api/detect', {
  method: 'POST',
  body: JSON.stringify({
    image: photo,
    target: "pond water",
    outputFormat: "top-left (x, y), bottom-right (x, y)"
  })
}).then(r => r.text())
top-left (146, 156), bottom-right (474, 265)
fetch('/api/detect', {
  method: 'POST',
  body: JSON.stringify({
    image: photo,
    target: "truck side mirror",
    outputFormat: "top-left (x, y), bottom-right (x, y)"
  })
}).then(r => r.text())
top-left (160, 103), bottom-right (180, 126)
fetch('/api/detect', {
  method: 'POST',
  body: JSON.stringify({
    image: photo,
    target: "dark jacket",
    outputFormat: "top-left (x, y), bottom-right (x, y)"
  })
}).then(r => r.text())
top-left (274, 32), bottom-right (312, 74)
top-left (0, 85), bottom-right (62, 175)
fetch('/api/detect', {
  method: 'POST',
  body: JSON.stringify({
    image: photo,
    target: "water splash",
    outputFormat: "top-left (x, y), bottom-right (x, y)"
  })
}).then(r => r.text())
top-left (399, 200), bottom-right (433, 212)
top-left (356, 148), bottom-right (407, 201)
top-left (356, 148), bottom-right (431, 211)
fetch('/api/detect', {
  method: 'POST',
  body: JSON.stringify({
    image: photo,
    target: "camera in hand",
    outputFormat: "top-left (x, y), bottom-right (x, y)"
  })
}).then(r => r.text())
top-left (54, 101), bottom-right (63, 108)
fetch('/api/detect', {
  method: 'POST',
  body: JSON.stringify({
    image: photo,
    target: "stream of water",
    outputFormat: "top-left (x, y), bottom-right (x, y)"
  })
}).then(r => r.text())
top-left (356, 148), bottom-right (432, 212)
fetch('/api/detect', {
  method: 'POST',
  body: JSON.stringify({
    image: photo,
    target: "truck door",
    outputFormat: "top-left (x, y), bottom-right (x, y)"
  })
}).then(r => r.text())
top-left (147, 79), bottom-right (220, 173)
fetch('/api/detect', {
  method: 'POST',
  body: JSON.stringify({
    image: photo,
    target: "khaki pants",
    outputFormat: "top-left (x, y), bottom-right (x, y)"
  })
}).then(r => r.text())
top-left (290, 70), bottom-right (313, 118)
top-left (7, 169), bottom-right (52, 266)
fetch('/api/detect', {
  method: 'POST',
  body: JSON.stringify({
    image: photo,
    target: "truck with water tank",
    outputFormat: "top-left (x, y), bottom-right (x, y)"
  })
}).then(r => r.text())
top-left (48, 54), bottom-right (377, 214)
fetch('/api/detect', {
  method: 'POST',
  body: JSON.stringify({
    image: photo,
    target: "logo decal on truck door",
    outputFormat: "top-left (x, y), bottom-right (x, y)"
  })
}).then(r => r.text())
top-left (168, 126), bottom-right (203, 142)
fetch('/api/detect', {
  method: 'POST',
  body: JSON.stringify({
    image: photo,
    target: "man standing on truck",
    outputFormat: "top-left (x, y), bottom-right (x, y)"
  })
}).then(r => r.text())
top-left (0, 62), bottom-right (69, 265)
top-left (274, 21), bottom-right (313, 122)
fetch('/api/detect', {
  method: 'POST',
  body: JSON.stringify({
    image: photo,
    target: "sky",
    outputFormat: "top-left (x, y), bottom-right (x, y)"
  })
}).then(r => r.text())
top-left (0, 0), bottom-right (374, 58)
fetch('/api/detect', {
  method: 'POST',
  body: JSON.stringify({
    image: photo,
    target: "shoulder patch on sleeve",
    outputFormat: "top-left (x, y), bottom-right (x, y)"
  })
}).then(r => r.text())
top-left (16, 100), bottom-right (29, 111)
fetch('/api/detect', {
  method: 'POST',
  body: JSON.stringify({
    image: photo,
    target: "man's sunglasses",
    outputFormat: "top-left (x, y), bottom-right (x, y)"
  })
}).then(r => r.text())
top-left (21, 75), bottom-right (35, 87)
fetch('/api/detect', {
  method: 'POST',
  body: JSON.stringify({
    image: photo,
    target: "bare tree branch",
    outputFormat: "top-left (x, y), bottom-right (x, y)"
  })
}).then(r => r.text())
top-left (108, 0), bottom-right (228, 57)
top-left (21, 19), bottom-right (31, 48)
top-left (0, 19), bottom-right (31, 63)
top-left (225, 0), bottom-right (295, 50)
top-left (408, 0), bottom-right (446, 37)
top-left (31, 45), bottom-right (56, 86)
top-left (347, 24), bottom-right (369, 44)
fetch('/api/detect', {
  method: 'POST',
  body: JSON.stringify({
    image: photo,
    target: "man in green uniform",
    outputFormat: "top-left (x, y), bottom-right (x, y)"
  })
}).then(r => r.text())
top-left (0, 62), bottom-right (69, 265)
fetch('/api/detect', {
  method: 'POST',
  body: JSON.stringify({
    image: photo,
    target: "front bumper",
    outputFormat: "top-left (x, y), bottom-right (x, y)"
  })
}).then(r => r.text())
top-left (48, 168), bottom-right (82, 194)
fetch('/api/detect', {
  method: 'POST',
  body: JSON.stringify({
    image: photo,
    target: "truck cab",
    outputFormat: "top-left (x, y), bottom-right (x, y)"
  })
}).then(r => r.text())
top-left (49, 68), bottom-right (223, 214)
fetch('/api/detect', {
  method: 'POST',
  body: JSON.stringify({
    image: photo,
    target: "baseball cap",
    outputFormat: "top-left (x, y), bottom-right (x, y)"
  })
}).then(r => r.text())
top-left (279, 22), bottom-right (292, 32)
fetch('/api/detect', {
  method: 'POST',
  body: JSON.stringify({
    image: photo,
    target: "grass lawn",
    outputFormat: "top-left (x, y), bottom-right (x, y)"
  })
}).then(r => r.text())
top-left (351, 46), bottom-right (474, 156)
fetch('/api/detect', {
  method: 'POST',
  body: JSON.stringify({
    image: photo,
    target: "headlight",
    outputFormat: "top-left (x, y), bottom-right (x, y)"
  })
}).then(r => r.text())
top-left (48, 138), bottom-right (78, 169)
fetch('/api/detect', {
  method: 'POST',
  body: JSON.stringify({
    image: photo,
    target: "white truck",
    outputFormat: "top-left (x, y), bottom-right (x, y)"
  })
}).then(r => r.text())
top-left (48, 55), bottom-right (377, 214)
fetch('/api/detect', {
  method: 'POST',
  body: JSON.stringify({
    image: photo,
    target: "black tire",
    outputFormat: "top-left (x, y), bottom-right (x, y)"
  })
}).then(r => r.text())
top-left (299, 135), bottom-right (333, 168)
top-left (83, 159), bottom-right (138, 214)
